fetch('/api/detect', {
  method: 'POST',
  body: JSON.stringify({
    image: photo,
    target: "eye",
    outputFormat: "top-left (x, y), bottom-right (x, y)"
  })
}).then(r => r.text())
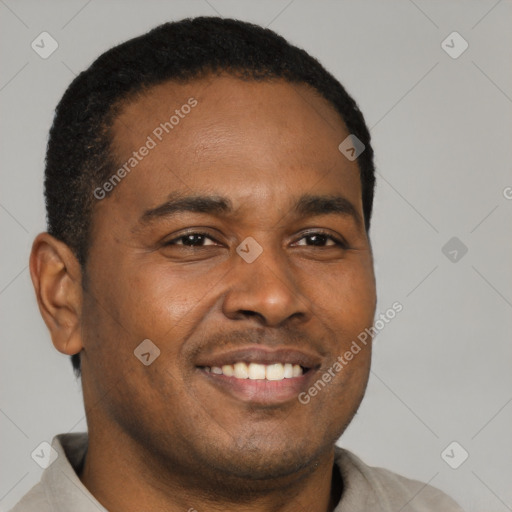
top-left (166, 232), bottom-right (219, 247)
top-left (293, 231), bottom-right (347, 248)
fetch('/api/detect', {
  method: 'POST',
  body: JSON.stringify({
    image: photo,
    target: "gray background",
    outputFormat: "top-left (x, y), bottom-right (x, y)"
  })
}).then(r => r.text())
top-left (1, 1), bottom-right (511, 510)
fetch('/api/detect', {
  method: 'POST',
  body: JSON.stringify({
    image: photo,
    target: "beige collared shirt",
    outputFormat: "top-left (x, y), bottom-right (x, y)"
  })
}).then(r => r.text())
top-left (10, 433), bottom-right (464, 511)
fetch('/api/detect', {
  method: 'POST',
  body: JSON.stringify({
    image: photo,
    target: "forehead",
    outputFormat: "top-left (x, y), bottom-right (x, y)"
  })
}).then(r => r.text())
top-left (114, 74), bottom-right (344, 130)
top-left (112, 74), bottom-right (349, 165)
top-left (104, 75), bottom-right (362, 218)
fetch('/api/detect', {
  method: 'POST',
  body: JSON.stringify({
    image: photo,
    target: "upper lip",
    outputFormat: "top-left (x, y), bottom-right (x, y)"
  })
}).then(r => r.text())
top-left (195, 346), bottom-right (323, 370)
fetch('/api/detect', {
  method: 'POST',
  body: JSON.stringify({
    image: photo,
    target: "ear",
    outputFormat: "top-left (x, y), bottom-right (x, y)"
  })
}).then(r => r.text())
top-left (29, 233), bottom-right (84, 357)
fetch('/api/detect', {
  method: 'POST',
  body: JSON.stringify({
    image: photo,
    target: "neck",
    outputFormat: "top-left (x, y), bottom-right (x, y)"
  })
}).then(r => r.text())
top-left (79, 424), bottom-right (342, 512)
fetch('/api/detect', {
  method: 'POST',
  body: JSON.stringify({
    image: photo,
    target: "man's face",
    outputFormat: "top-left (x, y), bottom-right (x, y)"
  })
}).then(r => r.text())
top-left (81, 75), bottom-right (376, 483)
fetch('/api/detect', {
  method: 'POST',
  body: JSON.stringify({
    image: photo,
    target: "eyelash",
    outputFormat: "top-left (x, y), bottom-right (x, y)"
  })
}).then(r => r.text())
top-left (165, 232), bottom-right (220, 247)
top-left (294, 230), bottom-right (348, 248)
top-left (165, 230), bottom-right (348, 249)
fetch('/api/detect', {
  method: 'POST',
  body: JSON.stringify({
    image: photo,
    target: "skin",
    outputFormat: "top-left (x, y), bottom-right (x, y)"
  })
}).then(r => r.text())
top-left (30, 75), bottom-right (377, 512)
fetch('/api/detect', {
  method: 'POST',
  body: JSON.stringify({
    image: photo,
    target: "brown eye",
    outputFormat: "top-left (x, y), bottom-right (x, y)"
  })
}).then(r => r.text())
top-left (302, 234), bottom-right (332, 246)
top-left (167, 233), bottom-right (219, 247)
top-left (294, 232), bottom-right (346, 248)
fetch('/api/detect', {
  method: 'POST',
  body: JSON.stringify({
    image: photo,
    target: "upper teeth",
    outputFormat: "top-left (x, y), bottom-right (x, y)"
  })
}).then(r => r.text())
top-left (206, 362), bottom-right (303, 380)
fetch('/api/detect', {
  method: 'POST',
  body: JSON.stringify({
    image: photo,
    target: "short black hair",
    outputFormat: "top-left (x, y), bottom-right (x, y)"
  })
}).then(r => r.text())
top-left (44, 16), bottom-right (375, 377)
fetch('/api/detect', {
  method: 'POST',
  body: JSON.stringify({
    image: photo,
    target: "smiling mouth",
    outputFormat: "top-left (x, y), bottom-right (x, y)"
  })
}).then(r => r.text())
top-left (194, 347), bottom-right (321, 404)
top-left (201, 362), bottom-right (308, 381)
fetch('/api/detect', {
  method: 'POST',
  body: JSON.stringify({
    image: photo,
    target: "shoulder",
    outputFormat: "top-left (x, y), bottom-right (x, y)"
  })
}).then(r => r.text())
top-left (9, 432), bottom-right (90, 512)
top-left (8, 483), bottom-right (51, 512)
top-left (334, 447), bottom-right (465, 511)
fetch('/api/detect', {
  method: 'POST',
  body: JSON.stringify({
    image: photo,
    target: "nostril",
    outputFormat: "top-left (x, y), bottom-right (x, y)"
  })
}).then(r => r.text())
top-left (226, 310), bottom-right (266, 323)
top-left (239, 310), bottom-right (263, 318)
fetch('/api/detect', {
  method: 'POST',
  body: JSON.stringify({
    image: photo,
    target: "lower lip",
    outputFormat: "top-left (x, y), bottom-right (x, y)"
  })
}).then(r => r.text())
top-left (197, 368), bottom-right (317, 405)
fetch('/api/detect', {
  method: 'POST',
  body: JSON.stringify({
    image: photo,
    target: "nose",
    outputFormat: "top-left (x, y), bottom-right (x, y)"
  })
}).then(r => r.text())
top-left (222, 244), bottom-right (310, 327)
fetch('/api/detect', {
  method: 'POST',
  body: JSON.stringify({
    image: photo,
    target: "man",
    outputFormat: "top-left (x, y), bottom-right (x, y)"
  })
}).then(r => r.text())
top-left (13, 17), bottom-right (463, 512)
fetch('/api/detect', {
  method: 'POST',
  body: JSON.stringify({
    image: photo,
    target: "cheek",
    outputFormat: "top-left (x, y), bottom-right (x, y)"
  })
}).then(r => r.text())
top-left (88, 259), bottom-right (224, 355)
top-left (128, 265), bottom-right (220, 335)
top-left (307, 258), bottom-right (376, 337)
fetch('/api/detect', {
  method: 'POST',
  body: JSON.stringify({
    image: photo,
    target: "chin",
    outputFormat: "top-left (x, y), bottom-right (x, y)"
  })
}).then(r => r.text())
top-left (201, 432), bottom-right (330, 483)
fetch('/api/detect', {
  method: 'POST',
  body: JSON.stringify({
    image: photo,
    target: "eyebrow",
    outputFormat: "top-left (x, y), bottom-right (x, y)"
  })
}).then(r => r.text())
top-left (140, 193), bottom-right (232, 223)
top-left (140, 192), bottom-right (362, 228)
top-left (294, 194), bottom-right (363, 228)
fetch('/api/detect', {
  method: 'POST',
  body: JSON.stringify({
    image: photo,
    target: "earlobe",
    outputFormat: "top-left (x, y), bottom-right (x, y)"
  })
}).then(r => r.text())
top-left (29, 233), bottom-right (84, 357)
